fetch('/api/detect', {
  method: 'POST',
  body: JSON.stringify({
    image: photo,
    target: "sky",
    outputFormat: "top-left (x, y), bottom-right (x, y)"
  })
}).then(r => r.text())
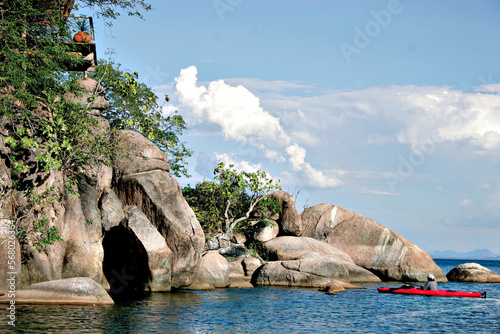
top-left (85, 0), bottom-right (500, 254)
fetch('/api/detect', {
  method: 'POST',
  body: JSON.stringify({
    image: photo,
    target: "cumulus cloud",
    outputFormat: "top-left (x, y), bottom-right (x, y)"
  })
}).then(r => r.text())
top-left (170, 67), bottom-right (500, 191)
top-left (175, 66), bottom-right (291, 148)
top-left (284, 144), bottom-right (343, 188)
top-left (215, 153), bottom-right (262, 174)
top-left (257, 84), bottom-right (500, 154)
top-left (174, 66), bottom-right (342, 189)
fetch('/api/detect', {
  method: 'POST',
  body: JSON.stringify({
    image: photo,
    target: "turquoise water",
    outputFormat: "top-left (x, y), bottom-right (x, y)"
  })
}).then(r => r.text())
top-left (5, 259), bottom-right (500, 333)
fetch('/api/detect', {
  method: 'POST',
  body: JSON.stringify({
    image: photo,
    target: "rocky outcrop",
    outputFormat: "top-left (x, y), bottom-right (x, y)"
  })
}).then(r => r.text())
top-left (262, 236), bottom-right (353, 262)
top-left (218, 244), bottom-right (256, 280)
top-left (319, 280), bottom-right (365, 295)
top-left (184, 251), bottom-right (229, 290)
top-left (252, 220), bottom-right (279, 243)
top-left (446, 263), bottom-right (500, 283)
top-left (0, 277), bottom-right (113, 305)
top-left (116, 170), bottom-right (204, 288)
top-left (115, 130), bottom-right (170, 176)
top-left (0, 78), bottom-right (205, 297)
top-left (123, 205), bottom-right (173, 291)
top-left (268, 191), bottom-right (302, 236)
top-left (300, 204), bottom-right (446, 282)
top-left (242, 257), bottom-right (262, 277)
top-left (253, 236), bottom-right (380, 286)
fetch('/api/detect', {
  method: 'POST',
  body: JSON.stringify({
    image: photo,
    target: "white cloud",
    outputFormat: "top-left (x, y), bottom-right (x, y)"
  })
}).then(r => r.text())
top-left (284, 144), bottom-right (343, 188)
top-left (459, 199), bottom-right (472, 208)
top-left (214, 153), bottom-right (261, 173)
top-left (264, 149), bottom-right (285, 163)
top-left (358, 189), bottom-right (399, 196)
top-left (175, 66), bottom-right (291, 148)
top-left (261, 84), bottom-right (500, 153)
top-left (169, 67), bottom-right (500, 191)
top-left (174, 66), bottom-right (344, 189)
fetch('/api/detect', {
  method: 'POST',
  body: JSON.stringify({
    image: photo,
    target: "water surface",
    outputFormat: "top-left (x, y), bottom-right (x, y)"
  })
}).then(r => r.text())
top-left (5, 259), bottom-right (500, 333)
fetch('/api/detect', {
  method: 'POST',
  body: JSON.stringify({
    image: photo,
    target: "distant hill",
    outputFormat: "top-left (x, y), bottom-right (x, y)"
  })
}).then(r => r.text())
top-left (430, 249), bottom-right (500, 260)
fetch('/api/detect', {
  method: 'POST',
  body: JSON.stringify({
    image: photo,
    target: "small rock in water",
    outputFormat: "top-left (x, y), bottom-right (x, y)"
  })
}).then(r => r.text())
top-left (447, 263), bottom-right (500, 282)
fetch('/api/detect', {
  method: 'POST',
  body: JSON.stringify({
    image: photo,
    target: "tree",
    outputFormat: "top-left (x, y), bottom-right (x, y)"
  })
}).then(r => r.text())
top-left (184, 163), bottom-right (282, 239)
top-left (0, 0), bottom-right (191, 249)
top-left (89, 59), bottom-right (192, 177)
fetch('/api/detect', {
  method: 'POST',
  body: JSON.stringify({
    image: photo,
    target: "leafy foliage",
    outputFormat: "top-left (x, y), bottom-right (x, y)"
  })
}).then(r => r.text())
top-left (75, 0), bottom-right (152, 24)
top-left (0, 0), bottom-right (192, 250)
top-left (90, 60), bottom-right (192, 177)
top-left (183, 163), bottom-right (282, 238)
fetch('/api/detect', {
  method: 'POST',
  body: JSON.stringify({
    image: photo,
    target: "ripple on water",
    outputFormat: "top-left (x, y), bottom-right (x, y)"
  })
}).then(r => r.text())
top-left (9, 259), bottom-right (500, 333)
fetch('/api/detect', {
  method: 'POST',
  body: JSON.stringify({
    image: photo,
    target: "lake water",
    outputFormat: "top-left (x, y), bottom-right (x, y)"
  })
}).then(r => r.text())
top-left (5, 259), bottom-right (500, 333)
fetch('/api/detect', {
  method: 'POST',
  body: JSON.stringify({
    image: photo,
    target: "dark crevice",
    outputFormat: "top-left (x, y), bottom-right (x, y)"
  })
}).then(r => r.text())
top-left (103, 225), bottom-right (151, 301)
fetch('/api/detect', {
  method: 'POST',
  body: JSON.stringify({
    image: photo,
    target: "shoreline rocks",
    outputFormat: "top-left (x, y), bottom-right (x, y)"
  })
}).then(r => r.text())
top-left (0, 277), bottom-right (113, 305)
top-left (447, 263), bottom-right (500, 282)
top-left (300, 204), bottom-right (446, 282)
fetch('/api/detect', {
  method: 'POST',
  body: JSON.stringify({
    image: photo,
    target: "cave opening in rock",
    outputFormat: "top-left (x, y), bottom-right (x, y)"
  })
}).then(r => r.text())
top-left (103, 225), bottom-right (151, 300)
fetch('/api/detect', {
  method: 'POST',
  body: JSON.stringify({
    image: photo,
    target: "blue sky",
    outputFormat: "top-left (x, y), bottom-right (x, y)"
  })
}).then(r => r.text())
top-left (85, 0), bottom-right (500, 254)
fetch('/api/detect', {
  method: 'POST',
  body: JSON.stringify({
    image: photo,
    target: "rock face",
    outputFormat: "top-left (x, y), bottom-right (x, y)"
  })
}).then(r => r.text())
top-left (300, 204), bottom-right (446, 282)
top-left (252, 221), bottom-right (280, 243)
top-left (116, 170), bottom-right (204, 288)
top-left (268, 191), bottom-right (302, 236)
top-left (253, 236), bottom-right (381, 287)
top-left (446, 263), bottom-right (500, 283)
top-left (184, 251), bottom-right (229, 290)
top-left (0, 79), bottom-right (205, 297)
top-left (0, 277), bottom-right (114, 305)
top-left (115, 130), bottom-right (170, 176)
top-left (263, 236), bottom-right (353, 262)
top-left (319, 280), bottom-right (365, 295)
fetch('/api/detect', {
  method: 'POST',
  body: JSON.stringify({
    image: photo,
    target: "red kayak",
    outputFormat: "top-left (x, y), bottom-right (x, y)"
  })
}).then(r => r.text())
top-left (378, 286), bottom-right (486, 298)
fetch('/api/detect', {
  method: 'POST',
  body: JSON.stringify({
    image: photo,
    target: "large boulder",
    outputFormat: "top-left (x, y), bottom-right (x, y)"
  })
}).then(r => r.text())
top-left (116, 170), bottom-right (204, 288)
top-left (0, 277), bottom-right (113, 305)
top-left (186, 251), bottom-right (230, 289)
top-left (252, 253), bottom-right (379, 288)
top-left (253, 237), bottom-right (380, 286)
top-left (122, 205), bottom-right (172, 291)
top-left (252, 260), bottom-right (332, 288)
top-left (99, 187), bottom-right (125, 232)
top-left (300, 204), bottom-right (446, 282)
top-left (59, 174), bottom-right (107, 286)
top-left (15, 172), bottom-right (107, 290)
top-left (115, 130), bottom-right (170, 176)
top-left (242, 257), bottom-right (262, 277)
top-left (268, 191), bottom-right (302, 236)
top-left (263, 236), bottom-right (353, 262)
top-left (252, 220), bottom-right (279, 243)
top-left (446, 263), bottom-right (500, 283)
